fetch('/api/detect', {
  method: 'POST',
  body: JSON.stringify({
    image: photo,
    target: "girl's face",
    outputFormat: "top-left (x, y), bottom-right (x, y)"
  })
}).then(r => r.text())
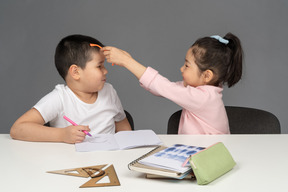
top-left (79, 51), bottom-right (108, 92)
top-left (181, 48), bottom-right (206, 87)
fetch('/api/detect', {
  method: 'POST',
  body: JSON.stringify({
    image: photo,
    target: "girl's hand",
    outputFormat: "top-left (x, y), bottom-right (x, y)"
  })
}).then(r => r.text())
top-left (102, 46), bottom-right (147, 80)
top-left (102, 46), bottom-right (132, 67)
top-left (62, 125), bottom-right (91, 144)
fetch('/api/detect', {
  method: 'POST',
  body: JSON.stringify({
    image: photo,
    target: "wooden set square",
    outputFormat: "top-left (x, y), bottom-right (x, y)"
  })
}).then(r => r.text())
top-left (47, 164), bottom-right (120, 188)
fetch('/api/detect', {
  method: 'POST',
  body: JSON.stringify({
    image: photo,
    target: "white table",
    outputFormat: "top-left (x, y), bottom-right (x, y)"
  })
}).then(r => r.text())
top-left (1, 134), bottom-right (287, 192)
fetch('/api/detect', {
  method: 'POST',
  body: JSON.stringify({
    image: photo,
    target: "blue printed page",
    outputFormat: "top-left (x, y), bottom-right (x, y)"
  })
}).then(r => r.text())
top-left (139, 144), bottom-right (205, 173)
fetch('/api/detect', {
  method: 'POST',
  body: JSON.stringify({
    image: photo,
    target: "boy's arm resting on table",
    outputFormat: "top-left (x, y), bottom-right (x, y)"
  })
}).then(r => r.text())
top-left (115, 118), bottom-right (132, 132)
top-left (10, 108), bottom-right (90, 144)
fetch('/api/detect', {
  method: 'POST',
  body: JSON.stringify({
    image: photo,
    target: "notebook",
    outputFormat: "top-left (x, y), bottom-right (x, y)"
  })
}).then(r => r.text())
top-left (128, 144), bottom-right (205, 179)
top-left (75, 130), bottom-right (162, 152)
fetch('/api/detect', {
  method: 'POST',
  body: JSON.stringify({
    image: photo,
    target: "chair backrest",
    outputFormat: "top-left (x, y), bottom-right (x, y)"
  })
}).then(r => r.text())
top-left (225, 106), bottom-right (281, 134)
top-left (167, 110), bottom-right (182, 134)
top-left (124, 110), bottom-right (134, 130)
top-left (167, 107), bottom-right (281, 134)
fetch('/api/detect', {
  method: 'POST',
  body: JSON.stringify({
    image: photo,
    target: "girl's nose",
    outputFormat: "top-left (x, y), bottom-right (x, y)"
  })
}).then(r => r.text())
top-left (180, 65), bottom-right (184, 72)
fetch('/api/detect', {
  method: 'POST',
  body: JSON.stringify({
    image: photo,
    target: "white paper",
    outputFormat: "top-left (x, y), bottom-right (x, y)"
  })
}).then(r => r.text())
top-left (75, 134), bottom-right (119, 152)
top-left (115, 130), bottom-right (162, 149)
top-left (75, 130), bottom-right (162, 152)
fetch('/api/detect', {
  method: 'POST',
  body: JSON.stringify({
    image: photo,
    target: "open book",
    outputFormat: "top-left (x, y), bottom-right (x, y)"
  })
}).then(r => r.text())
top-left (128, 144), bottom-right (205, 179)
top-left (75, 130), bottom-right (162, 152)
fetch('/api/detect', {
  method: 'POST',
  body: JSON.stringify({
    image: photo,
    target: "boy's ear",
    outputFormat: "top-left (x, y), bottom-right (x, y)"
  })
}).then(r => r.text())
top-left (203, 69), bottom-right (214, 84)
top-left (68, 64), bottom-right (80, 80)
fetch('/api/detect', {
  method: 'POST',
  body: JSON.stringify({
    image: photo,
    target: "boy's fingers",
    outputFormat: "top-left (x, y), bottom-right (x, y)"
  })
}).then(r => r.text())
top-left (78, 125), bottom-right (90, 131)
top-left (84, 126), bottom-right (91, 132)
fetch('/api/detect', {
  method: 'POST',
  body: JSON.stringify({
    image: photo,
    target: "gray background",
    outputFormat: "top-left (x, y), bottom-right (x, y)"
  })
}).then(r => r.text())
top-left (1, 0), bottom-right (287, 134)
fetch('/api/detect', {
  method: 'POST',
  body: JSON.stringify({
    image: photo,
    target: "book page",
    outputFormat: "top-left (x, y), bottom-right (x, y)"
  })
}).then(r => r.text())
top-left (75, 134), bottom-right (119, 152)
top-left (75, 130), bottom-right (162, 152)
top-left (114, 130), bottom-right (162, 150)
top-left (139, 144), bottom-right (205, 173)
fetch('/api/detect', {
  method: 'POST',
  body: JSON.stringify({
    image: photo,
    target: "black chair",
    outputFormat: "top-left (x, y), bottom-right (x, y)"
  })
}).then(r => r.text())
top-left (167, 110), bottom-right (182, 134)
top-left (225, 106), bottom-right (280, 134)
top-left (124, 110), bottom-right (134, 130)
top-left (167, 107), bottom-right (281, 134)
top-left (45, 110), bottom-right (134, 130)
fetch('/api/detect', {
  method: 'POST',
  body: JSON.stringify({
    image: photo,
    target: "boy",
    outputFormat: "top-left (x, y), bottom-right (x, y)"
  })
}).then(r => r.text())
top-left (10, 35), bottom-right (131, 143)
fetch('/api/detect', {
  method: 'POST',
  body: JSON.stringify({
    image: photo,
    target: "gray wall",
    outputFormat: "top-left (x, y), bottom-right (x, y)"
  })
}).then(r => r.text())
top-left (1, 0), bottom-right (287, 134)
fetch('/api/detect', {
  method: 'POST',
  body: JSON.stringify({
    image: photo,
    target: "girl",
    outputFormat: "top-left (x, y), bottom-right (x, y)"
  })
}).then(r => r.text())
top-left (102, 33), bottom-right (243, 134)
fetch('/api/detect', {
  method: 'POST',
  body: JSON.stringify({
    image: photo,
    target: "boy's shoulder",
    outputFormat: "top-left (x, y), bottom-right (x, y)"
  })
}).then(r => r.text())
top-left (55, 84), bottom-right (66, 90)
top-left (53, 84), bottom-right (70, 94)
top-left (103, 82), bottom-right (117, 91)
top-left (100, 83), bottom-right (116, 94)
top-left (52, 83), bottom-right (116, 95)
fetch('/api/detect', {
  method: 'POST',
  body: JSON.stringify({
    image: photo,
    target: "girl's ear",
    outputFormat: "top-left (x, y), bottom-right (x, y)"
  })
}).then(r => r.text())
top-left (68, 64), bottom-right (80, 80)
top-left (203, 69), bottom-right (214, 84)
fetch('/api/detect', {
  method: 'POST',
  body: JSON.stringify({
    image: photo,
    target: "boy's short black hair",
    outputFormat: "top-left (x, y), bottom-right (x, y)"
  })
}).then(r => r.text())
top-left (54, 34), bottom-right (104, 80)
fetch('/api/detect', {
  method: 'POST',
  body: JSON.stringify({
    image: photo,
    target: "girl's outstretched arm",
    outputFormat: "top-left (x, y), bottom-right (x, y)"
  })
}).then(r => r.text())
top-left (102, 46), bottom-right (147, 80)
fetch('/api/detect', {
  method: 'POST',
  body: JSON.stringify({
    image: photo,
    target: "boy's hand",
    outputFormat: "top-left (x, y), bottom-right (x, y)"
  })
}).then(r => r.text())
top-left (62, 125), bottom-right (91, 144)
top-left (102, 46), bottom-right (132, 66)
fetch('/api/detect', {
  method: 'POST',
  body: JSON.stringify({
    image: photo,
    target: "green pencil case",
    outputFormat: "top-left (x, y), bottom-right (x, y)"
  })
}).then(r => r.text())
top-left (189, 142), bottom-right (236, 185)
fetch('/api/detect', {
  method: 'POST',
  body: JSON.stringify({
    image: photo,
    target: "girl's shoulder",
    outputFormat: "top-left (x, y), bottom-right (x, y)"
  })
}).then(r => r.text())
top-left (195, 85), bottom-right (223, 93)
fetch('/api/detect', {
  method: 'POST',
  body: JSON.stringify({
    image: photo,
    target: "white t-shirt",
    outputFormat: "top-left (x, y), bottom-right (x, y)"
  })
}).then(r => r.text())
top-left (33, 83), bottom-right (126, 134)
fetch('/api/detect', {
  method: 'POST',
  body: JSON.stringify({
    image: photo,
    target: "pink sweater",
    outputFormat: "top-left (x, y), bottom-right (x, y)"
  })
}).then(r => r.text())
top-left (139, 67), bottom-right (229, 134)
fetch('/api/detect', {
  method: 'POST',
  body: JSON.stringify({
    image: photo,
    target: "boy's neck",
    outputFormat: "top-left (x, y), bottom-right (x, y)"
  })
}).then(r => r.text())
top-left (67, 84), bottom-right (98, 104)
top-left (73, 90), bottom-right (98, 104)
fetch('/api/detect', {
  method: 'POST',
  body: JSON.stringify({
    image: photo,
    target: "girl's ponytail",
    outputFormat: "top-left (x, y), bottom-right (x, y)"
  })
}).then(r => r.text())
top-left (223, 33), bottom-right (243, 87)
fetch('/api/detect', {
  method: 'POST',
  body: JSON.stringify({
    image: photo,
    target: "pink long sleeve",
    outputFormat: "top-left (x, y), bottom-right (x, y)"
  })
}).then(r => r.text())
top-left (139, 67), bottom-right (229, 134)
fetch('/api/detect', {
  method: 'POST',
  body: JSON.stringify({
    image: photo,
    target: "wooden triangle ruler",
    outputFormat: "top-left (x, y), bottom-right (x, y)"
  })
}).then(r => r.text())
top-left (47, 164), bottom-right (120, 187)
top-left (47, 164), bottom-right (107, 178)
top-left (80, 164), bottom-right (120, 188)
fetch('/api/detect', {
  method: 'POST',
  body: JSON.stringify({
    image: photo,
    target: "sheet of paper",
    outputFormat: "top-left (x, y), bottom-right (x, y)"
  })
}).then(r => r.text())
top-left (115, 130), bottom-right (162, 149)
top-left (75, 134), bottom-right (119, 152)
top-left (75, 130), bottom-right (162, 152)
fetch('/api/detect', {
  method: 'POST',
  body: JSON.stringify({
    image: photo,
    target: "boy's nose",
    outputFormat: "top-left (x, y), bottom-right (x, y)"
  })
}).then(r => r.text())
top-left (103, 67), bottom-right (108, 75)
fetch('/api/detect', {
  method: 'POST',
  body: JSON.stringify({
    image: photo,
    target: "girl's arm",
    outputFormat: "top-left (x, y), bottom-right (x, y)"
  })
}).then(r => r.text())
top-left (102, 46), bottom-right (147, 80)
top-left (102, 46), bottom-right (211, 111)
top-left (10, 108), bottom-right (90, 143)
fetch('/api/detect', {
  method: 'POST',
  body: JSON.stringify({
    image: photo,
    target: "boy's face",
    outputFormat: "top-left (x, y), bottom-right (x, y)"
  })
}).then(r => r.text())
top-left (79, 51), bottom-right (107, 92)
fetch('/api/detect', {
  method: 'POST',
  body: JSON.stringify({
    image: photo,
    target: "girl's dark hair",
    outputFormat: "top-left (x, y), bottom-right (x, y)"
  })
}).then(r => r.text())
top-left (191, 32), bottom-right (243, 87)
top-left (54, 34), bottom-right (104, 80)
